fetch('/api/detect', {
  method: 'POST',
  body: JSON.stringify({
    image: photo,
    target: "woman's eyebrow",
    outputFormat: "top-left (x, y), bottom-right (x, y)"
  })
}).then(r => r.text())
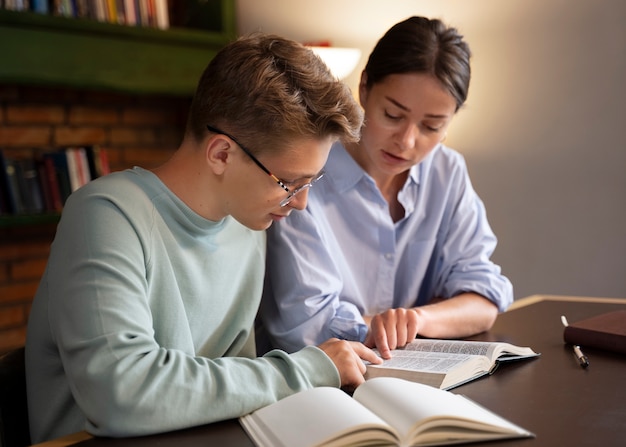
top-left (385, 96), bottom-right (451, 119)
top-left (385, 96), bottom-right (410, 111)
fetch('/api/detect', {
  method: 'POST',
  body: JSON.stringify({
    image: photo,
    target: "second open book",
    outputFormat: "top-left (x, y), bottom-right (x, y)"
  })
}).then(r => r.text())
top-left (365, 339), bottom-right (539, 390)
top-left (240, 376), bottom-right (534, 447)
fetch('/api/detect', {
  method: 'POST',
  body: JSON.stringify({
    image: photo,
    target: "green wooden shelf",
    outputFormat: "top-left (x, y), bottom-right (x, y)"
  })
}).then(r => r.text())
top-left (0, 1), bottom-right (236, 96)
top-left (0, 213), bottom-right (60, 228)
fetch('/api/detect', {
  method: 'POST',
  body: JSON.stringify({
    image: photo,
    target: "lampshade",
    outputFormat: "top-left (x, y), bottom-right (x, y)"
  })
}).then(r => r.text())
top-left (308, 46), bottom-right (362, 80)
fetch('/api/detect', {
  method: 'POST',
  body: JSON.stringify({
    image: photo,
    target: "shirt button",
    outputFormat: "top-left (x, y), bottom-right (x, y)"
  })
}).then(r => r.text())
top-left (384, 253), bottom-right (394, 260)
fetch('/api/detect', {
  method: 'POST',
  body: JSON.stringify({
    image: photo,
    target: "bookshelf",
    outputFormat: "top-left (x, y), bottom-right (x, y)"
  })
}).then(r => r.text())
top-left (0, 1), bottom-right (235, 228)
top-left (0, 0), bottom-right (237, 96)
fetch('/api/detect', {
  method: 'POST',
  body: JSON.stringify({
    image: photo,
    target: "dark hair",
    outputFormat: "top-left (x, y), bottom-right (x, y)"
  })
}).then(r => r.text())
top-left (364, 16), bottom-right (471, 110)
top-left (186, 33), bottom-right (363, 155)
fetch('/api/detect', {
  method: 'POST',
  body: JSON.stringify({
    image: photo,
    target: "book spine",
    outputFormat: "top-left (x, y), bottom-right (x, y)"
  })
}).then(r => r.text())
top-left (98, 147), bottom-right (111, 176)
top-left (4, 0), bottom-right (29, 11)
top-left (42, 155), bottom-right (64, 212)
top-left (31, 0), bottom-right (49, 14)
top-left (154, 0), bottom-right (168, 29)
top-left (1, 151), bottom-right (20, 214)
top-left (137, 0), bottom-right (149, 27)
top-left (47, 151), bottom-right (72, 205)
top-left (1, 156), bottom-right (26, 214)
top-left (94, 0), bottom-right (106, 22)
top-left (17, 158), bottom-right (45, 214)
top-left (76, 147), bottom-right (92, 186)
top-left (84, 145), bottom-right (110, 179)
top-left (36, 159), bottom-right (54, 213)
top-left (105, 0), bottom-right (117, 23)
top-left (74, 0), bottom-right (89, 19)
top-left (123, 0), bottom-right (136, 25)
top-left (146, 0), bottom-right (155, 27)
top-left (65, 148), bottom-right (81, 192)
top-left (115, 0), bottom-right (126, 24)
top-left (564, 326), bottom-right (626, 355)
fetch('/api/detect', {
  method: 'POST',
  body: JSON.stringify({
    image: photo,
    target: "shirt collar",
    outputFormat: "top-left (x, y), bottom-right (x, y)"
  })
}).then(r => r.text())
top-left (326, 141), bottom-right (432, 193)
top-left (325, 141), bottom-right (367, 193)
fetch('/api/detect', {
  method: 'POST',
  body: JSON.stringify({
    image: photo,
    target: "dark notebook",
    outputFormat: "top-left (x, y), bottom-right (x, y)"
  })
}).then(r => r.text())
top-left (563, 310), bottom-right (626, 355)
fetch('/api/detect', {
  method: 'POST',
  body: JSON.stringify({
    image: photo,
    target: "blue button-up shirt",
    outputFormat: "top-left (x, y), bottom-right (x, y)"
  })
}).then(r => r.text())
top-left (260, 142), bottom-right (513, 353)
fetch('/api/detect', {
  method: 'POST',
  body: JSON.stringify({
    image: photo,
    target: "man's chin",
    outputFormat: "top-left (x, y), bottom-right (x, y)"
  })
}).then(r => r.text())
top-left (240, 218), bottom-right (274, 232)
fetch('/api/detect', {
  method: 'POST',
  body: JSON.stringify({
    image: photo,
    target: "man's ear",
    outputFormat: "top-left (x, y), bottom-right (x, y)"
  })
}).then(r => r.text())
top-left (205, 135), bottom-right (233, 175)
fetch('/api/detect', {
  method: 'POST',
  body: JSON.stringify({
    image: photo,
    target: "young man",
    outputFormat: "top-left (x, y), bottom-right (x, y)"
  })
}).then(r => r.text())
top-left (25, 33), bottom-right (379, 444)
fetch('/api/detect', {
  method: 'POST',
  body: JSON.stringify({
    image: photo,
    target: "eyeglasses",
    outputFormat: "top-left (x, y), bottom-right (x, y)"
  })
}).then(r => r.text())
top-left (206, 124), bottom-right (324, 207)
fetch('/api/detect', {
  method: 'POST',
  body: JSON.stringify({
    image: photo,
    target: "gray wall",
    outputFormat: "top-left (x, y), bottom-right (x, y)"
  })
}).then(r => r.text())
top-left (237, 0), bottom-right (626, 301)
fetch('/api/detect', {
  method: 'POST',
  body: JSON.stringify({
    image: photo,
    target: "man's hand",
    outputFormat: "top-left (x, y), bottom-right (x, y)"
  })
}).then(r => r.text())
top-left (318, 338), bottom-right (382, 391)
top-left (364, 308), bottom-right (421, 359)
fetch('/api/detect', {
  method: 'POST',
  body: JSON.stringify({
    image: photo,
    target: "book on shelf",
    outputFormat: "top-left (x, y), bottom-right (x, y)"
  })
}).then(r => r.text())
top-left (31, 0), bottom-right (49, 14)
top-left (240, 376), bottom-right (534, 447)
top-left (563, 310), bottom-right (626, 355)
top-left (0, 151), bottom-right (45, 215)
top-left (123, 0), bottom-right (136, 26)
top-left (3, 0), bottom-right (171, 29)
top-left (65, 147), bottom-right (92, 192)
top-left (365, 339), bottom-right (540, 390)
top-left (43, 151), bottom-right (72, 207)
top-left (0, 147), bottom-right (111, 217)
top-left (84, 145), bottom-right (110, 178)
top-left (15, 158), bottom-right (45, 214)
top-left (44, 146), bottom-right (111, 203)
top-left (38, 155), bottom-right (64, 212)
top-left (0, 150), bottom-right (25, 214)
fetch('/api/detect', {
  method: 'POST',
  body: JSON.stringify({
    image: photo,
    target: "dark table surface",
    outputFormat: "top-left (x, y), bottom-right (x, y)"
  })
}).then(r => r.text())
top-left (45, 296), bottom-right (626, 447)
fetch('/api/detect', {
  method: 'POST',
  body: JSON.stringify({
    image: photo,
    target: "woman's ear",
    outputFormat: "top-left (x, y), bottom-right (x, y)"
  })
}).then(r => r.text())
top-left (205, 135), bottom-right (233, 175)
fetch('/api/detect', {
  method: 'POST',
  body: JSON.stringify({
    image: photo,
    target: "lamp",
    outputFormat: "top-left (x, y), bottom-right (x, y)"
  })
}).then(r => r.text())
top-left (308, 46), bottom-right (362, 80)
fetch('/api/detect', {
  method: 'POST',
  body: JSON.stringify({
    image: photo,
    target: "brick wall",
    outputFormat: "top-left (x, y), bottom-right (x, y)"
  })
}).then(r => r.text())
top-left (0, 84), bottom-right (191, 353)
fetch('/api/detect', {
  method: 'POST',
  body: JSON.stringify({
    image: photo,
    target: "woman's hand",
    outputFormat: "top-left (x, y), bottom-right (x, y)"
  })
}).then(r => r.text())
top-left (363, 308), bottom-right (421, 359)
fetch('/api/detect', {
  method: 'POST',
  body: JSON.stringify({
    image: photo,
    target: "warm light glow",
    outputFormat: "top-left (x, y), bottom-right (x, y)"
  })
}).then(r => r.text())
top-left (309, 46), bottom-right (362, 80)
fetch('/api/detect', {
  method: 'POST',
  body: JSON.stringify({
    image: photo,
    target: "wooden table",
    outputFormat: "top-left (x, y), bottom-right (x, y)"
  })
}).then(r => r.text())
top-left (33, 295), bottom-right (626, 447)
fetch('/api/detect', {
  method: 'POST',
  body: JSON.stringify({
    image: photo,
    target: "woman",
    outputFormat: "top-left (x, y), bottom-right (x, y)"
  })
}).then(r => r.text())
top-left (259, 16), bottom-right (513, 359)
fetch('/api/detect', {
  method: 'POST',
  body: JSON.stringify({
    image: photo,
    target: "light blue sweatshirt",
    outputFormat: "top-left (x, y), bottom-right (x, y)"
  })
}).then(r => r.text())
top-left (25, 167), bottom-right (339, 443)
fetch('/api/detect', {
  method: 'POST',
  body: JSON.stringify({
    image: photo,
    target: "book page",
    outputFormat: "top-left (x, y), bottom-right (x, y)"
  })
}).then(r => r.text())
top-left (403, 339), bottom-right (503, 358)
top-left (373, 350), bottom-right (480, 373)
top-left (240, 387), bottom-right (398, 447)
top-left (393, 339), bottom-right (537, 363)
top-left (354, 377), bottom-right (533, 445)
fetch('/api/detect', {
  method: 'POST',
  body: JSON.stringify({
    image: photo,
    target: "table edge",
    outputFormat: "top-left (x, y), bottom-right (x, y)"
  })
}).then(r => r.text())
top-left (508, 294), bottom-right (626, 311)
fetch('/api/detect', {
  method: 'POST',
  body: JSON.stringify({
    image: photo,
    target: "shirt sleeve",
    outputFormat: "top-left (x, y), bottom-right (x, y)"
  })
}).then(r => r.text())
top-left (261, 209), bottom-right (369, 353)
top-left (429, 155), bottom-right (513, 311)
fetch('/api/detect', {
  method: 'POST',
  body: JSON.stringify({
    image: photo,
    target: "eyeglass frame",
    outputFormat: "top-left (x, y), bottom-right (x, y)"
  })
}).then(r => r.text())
top-left (206, 124), bottom-right (324, 207)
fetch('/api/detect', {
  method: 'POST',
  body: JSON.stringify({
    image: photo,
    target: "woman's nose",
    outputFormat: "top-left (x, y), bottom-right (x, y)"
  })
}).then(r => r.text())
top-left (397, 124), bottom-right (418, 151)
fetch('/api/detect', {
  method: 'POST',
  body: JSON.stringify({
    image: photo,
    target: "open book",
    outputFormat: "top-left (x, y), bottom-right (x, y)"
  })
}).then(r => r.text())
top-left (365, 339), bottom-right (539, 390)
top-left (240, 377), bottom-right (534, 447)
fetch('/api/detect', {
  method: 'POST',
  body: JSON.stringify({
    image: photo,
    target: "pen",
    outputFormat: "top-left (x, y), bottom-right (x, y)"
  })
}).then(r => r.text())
top-left (561, 315), bottom-right (590, 368)
top-left (573, 345), bottom-right (589, 368)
